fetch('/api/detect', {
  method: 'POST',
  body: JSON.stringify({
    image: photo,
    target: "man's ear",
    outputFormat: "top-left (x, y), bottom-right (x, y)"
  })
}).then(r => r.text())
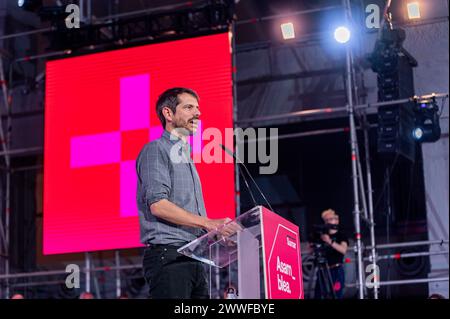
top-left (162, 106), bottom-right (173, 123)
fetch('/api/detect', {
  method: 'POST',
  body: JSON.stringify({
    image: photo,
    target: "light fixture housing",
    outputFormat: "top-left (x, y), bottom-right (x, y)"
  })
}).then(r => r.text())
top-left (407, 2), bottom-right (421, 20)
top-left (281, 22), bottom-right (295, 40)
top-left (412, 97), bottom-right (441, 143)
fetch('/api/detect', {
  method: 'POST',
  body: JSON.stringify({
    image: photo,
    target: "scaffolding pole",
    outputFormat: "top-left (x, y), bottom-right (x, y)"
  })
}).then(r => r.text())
top-left (4, 170), bottom-right (10, 299)
top-left (355, 142), bottom-right (369, 221)
top-left (115, 250), bottom-right (121, 298)
top-left (363, 112), bottom-right (379, 299)
top-left (0, 58), bottom-right (11, 165)
top-left (0, 147), bottom-right (43, 157)
top-left (366, 239), bottom-right (449, 250)
top-left (0, 55), bottom-right (11, 300)
top-left (85, 252), bottom-right (91, 293)
top-left (235, 5), bottom-right (341, 25)
top-left (377, 277), bottom-right (449, 287)
top-left (231, 21), bottom-right (240, 218)
top-left (236, 93), bottom-right (449, 126)
top-left (372, 250), bottom-right (448, 261)
top-left (0, 263), bottom-right (140, 280)
top-left (343, 0), bottom-right (365, 299)
top-left (346, 276), bottom-right (449, 288)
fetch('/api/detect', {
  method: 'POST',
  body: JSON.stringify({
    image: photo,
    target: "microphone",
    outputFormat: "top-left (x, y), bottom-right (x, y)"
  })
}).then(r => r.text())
top-left (219, 143), bottom-right (274, 212)
top-left (220, 144), bottom-right (258, 208)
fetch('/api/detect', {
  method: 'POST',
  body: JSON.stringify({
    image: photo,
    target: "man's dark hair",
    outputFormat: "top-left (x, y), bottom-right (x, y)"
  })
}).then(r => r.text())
top-left (156, 87), bottom-right (199, 128)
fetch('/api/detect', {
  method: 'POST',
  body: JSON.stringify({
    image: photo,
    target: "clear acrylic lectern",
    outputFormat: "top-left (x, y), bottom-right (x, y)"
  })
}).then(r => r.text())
top-left (177, 206), bottom-right (265, 299)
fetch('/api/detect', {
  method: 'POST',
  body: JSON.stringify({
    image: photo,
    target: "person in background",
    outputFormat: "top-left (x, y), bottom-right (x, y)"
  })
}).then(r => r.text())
top-left (314, 209), bottom-right (349, 299)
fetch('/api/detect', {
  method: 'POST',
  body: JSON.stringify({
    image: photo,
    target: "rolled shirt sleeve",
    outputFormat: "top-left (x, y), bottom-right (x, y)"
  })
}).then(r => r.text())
top-left (136, 141), bottom-right (171, 207)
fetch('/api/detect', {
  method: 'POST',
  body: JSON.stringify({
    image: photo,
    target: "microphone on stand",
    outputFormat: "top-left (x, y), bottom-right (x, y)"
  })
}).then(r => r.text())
top-left (219, 143), bottom-right (274, 213)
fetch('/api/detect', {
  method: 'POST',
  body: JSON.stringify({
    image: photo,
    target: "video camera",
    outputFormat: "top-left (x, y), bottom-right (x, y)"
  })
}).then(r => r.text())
top-left (313, 223), bottom-right (338, 235)
top-left (309, 223), bottom-right (339, 246)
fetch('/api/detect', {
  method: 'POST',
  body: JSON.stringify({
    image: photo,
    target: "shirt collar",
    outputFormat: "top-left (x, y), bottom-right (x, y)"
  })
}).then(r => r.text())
top-left (162, 130), bottom-right (184, 144)
top-left (162, 130), bottom-right (191, 152)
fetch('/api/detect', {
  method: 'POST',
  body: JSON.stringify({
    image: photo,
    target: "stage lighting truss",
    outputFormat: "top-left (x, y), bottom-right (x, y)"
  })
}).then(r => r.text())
top-left (46, 0), bottom-right (235, 51)
top-left (412, 95), bottom-right (442, 143)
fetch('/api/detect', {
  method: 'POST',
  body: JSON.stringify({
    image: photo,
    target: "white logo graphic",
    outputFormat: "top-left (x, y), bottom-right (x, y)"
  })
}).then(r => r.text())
top-left (365, 4), bottom-right (381, 29)
top-left (365, 264), bottom-right (381, 289)
top-left (65, 4), bottom-right (80, 29)
top-left (65, 264), bottom-right (80, 289)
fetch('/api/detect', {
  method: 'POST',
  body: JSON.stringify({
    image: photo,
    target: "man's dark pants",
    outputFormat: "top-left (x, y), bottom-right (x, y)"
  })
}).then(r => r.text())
top-left (143, 245), bottom-right (209, 299)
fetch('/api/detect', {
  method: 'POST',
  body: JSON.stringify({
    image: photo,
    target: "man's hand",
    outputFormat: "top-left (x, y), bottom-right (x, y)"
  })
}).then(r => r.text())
top-left (203, 218), bottom-right (242, 237)
top-left (204, 218), bottom-right (230, 231)
top-left (321, 234), bottom-right (332, 245)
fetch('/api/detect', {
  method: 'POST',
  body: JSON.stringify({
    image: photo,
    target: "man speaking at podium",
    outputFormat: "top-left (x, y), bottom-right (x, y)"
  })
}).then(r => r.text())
top-left (136, 87), bottom-right (232, 299)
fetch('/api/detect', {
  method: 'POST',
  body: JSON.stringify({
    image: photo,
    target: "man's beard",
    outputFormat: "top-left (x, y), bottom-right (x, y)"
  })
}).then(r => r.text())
top-left (173, 117), bottom-right (199, 136)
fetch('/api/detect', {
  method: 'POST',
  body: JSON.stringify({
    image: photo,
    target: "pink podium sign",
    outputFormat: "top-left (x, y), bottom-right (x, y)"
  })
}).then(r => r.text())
top-left (261, 207), bottom-right (304, 299)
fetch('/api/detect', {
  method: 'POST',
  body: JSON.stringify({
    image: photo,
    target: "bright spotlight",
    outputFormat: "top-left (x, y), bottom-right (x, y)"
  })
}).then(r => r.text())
top-left (334, 26), bottom-right (351, 44)
top-left (412, 97), bottom-right (441, 143)
top-left (281, 22), bottom-right (295, 40)
top-left (412, 127), bottom-right (424, 140)
top-left (407, 2), bottom-right (421, 20)
top-left (17, 0), bottom-right (42, 11)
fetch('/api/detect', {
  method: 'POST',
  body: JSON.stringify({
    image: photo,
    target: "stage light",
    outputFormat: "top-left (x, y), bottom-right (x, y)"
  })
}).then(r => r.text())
top-left (412, 125), bottom-right (438, 142)
top-left (412, 127), bottom-right (423, 140)
top-left (17, 0), bottom-right (42, 11)
top-left (334, 26), bottom-right (351, 44)
top-left (280, 22), bottom-right (295, 40)
top-left (412, 96), bottom-right (441, 143)
top-left (407, 2), bottom-right (421, 20)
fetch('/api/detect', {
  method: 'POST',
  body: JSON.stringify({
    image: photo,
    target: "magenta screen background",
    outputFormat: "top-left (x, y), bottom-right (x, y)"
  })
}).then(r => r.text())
top-left (44, 33), bottom-right (235, 255)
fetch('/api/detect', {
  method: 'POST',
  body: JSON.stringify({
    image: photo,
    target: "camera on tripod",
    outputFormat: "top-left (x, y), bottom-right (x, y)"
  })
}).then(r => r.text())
top-left (308, 224), bottom-right (340, 299)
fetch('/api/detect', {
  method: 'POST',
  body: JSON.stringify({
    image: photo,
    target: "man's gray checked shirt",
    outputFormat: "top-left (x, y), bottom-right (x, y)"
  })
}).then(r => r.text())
top-left (136, 130), bottom-right (207, 246)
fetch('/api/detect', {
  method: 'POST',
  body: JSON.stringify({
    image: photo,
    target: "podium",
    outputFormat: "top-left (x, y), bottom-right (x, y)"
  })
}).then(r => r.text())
top-left (177, 206), bottom-right (304, 299)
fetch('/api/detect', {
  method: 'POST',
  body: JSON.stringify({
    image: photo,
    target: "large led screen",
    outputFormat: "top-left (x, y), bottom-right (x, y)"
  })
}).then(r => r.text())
top-left (44, 33), bottom-right (235, 255)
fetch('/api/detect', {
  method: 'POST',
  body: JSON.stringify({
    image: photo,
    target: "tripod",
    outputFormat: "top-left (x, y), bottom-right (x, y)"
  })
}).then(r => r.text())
top-left (308, 244), bottom-right (337, 299)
